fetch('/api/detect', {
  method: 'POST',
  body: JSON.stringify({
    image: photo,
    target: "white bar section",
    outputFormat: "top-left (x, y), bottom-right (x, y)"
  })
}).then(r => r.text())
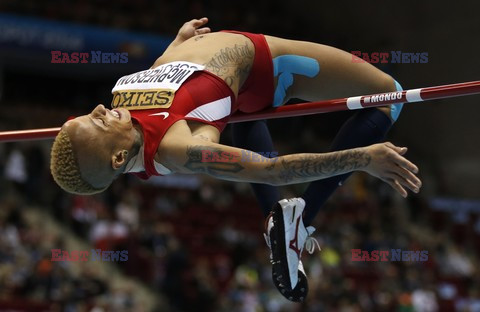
top-left (405, 89), bottom-right (423, 102)
top-left (346, 96), bottom-right (363, 110)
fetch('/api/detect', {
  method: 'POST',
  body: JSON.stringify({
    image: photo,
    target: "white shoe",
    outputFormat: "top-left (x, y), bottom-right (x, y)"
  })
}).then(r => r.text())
top-left (264, 198), bottom-right (320, 302)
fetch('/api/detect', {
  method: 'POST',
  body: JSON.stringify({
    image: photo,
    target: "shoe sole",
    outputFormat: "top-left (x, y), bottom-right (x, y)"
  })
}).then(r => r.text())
top-left (270, 202), bottom-right (308, 302)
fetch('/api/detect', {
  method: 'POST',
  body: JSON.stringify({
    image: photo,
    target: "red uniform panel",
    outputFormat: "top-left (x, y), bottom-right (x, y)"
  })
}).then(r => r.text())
top-left (128, 31), bottom-right (275, 178)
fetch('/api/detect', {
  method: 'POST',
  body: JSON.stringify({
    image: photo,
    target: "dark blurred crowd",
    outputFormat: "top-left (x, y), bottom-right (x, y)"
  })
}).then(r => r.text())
top-left (0, 0), bottom-right (303, 40)
top-left (1, 137), bottom-right (480, 312)
top-left (0, 144), bottom-right (144, 311)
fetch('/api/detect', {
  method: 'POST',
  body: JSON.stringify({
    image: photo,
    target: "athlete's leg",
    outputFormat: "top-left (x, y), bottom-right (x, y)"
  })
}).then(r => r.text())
top-left (265, 35), bottom-right (402, 121)
top-left (231, 120), bottom-right (280, 217)
top-left (302, 108), bottom-right (392, 224)
top-left (302, 81), bottom-right (403, 225)
top-left (263, 37), bottom-right (405, 301)
top-left (265, 36), bottom-right (404, 221)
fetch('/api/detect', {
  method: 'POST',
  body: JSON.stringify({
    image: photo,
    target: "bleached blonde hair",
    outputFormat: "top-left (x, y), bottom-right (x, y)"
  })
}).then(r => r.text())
top-left (50, 129), bottom-right (106, 195)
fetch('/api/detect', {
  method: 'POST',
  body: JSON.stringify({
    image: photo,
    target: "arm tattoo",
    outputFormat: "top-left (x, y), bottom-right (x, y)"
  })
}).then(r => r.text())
top-left (184, 145), bottom-right (244, 179)
top-left (264, 158), bottom-right (277, 171)
top-left (203, 42), bottom-right (254, 87)
top-left (275, 150), bottom-right (371, 184)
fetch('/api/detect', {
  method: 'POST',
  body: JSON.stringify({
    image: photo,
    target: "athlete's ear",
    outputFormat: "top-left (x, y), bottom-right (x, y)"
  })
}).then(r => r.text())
top-left (112, 150), bottom-right (128, 170)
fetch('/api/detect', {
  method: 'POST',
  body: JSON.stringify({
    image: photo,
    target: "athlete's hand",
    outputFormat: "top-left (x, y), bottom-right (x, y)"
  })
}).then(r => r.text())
top-left (177, 17), bottom-right (211, 42)
top-left (362, 142), bottom-right (422, 197)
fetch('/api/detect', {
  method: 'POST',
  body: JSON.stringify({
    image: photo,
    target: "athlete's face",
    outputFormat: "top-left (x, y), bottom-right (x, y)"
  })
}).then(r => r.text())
top-left (78, 104), bottom-right (134, 136)
top-left (63, 104), bottom-right (137, 188)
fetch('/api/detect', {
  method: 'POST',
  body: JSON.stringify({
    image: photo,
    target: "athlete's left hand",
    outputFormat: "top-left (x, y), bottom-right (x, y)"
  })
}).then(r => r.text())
top-left (362, 142), bottom-right (422, 198)
top-left (177, 17), bottom-right (211, 42)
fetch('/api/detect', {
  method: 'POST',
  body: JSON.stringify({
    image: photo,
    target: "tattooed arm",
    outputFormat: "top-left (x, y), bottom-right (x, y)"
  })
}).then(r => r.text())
top-left (179, 144), bottom-right (372, 183)
top-left (158, 127), bottom-right (422, 197)
top-left (270, 142), bottom-right (421, 197)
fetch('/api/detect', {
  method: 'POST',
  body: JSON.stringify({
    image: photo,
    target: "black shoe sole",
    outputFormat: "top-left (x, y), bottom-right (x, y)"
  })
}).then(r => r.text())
top-left (270, 202), bottom-right (309, 302)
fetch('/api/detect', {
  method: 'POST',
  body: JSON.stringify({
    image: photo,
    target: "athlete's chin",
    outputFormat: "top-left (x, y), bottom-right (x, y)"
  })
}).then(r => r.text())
top-left (118, 108), bottom-right (131, 122)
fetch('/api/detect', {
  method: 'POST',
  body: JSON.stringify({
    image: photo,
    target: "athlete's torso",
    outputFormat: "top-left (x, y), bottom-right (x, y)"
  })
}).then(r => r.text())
top-left (153, 32), bottom-right (255, 97)
top-left (112, 32), bottom-right (285, 178)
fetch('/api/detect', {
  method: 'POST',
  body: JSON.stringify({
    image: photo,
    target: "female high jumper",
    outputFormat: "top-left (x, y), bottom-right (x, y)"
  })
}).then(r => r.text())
top-left (50, 18), bottom-right (421, 302)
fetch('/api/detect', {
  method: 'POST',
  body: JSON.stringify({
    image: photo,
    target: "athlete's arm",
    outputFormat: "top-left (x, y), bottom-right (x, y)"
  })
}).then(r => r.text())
top-left (171, 17), bottom-right (211, 48)
top-left (159, 130), bottom-right (421, 197)
top-left (151, 18), bottom-right (210, 69)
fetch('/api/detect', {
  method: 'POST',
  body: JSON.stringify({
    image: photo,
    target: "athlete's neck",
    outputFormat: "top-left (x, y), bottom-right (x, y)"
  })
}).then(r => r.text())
top-left (119, 126), bottom-right (143, 175)
top-left (130, 125), bottom-right (143, 158)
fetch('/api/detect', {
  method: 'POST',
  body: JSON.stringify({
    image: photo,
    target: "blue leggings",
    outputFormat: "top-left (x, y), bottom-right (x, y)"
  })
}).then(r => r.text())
top-left (232, 73), bottom-right (403, 223)
top-left (231, 108), bottom-right (393, 222)
top-left (301, 108), bottom-right (392, 225)
top-left (231, 120), bottom-right (281, 216)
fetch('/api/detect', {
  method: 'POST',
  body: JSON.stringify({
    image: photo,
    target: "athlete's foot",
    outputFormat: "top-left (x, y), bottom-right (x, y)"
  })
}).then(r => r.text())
top-left (263, 198), bottom-right (320, 302)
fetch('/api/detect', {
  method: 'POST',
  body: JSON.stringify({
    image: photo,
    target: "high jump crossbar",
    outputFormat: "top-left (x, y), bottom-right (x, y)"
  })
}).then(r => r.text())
top-left (1, 80), bottom-right (479, 143)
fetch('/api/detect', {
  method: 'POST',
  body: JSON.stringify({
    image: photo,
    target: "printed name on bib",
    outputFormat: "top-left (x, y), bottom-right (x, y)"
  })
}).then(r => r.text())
top-left (111, 61), bottom-right (205, 110)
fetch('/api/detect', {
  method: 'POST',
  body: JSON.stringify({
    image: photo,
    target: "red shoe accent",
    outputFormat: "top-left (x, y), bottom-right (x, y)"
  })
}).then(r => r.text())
top-left (289, 217), bottom-right (302, 258)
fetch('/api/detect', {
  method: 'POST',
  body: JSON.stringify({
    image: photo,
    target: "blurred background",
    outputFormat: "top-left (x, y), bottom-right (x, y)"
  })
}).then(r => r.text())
top-left (0, 0), bottom-right (479, 311)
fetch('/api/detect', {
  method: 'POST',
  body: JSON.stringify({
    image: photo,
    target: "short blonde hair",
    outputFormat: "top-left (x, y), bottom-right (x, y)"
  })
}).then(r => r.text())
top-left (50, 129), bottom-right (106, 195)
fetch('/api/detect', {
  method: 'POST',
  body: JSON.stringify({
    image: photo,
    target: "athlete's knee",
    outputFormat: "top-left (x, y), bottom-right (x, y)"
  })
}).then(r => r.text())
top-left (375, 75), bottom-right (403, 123)
top-left (390, 79), bottom-right (404, 122)
top-left (272, 55), bottom-right (320, 107)
top-left (378, 73), bottom-right (398, 92)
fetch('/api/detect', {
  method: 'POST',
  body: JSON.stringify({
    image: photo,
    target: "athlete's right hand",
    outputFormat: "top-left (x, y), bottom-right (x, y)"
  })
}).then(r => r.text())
top-left (361, 142), bottom-right (422, 197)
top-left (177, 17), bottom-right (211, 42)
